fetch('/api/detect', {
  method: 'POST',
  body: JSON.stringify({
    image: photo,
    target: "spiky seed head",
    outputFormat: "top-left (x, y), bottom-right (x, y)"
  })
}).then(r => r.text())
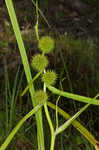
top-left (31, 54), bottom-right (49, 71)
top-left (38, 36), bottom-right (55, 54)
top-left (33, 90), bottom-right (48, 104)
top-left (42, 70), bottom-right (57, 85)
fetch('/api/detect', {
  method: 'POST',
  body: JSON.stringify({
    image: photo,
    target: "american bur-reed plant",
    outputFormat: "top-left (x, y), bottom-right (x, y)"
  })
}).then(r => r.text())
top-left (1, 0), bottom-right (99, 150)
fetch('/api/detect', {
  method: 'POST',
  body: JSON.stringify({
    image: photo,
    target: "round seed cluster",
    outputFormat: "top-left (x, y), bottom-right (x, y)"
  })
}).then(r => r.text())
top-left (42, 70), bottom-right (57, 85)
top-left (33, 90), bottom-right (48, 104)
top-left (38, 36), bottom-right (55, 54)
top-left (31, 54), bottom-right (48, 71)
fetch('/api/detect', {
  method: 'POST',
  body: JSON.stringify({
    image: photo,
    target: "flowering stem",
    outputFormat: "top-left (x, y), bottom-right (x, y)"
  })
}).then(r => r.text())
top-left (43, 70), bottom-right (55, 150)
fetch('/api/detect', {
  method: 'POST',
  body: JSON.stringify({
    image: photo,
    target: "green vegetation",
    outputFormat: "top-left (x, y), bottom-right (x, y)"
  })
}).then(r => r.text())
top-left (0, 0), bottom-right (99, 150)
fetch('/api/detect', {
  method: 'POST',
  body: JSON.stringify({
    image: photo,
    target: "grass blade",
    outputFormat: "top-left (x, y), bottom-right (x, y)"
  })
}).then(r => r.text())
top-left (0, 101), bottom-right (45, 150)
top-left (55, 104), bottom-right (89, 135)
top-left (5, 0), bottom-right (45, 149)
top-left (47, 85), bottom-right (99, 105)
top-left (47, 102), bottom-right (98, 146)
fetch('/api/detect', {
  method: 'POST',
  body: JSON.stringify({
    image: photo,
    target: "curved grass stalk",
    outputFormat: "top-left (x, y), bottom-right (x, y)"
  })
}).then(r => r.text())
top-left (47, 102), bottom-right (99, 147)
top-left (31, 0), bottom-right (51, 28)
top-left (56, 96), bottom-right (61, 129)
top-left (0, 101), bottom-right (45, 150)
top-left (43, 73), bottom-right (55, 150)
top-left (35, 0), bottom-right (39, 41)
top-left (47, 85), bottom-right (99, 105)
top-left (44, 103), bottom-right (56, 150)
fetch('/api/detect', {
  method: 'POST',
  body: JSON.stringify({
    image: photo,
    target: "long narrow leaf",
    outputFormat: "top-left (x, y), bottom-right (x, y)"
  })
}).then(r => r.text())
top-left (47, 85), bottom-right (99, 105)
top-left (5, 0), bottom-right (34, 102)
top-left (5, 0), bottom-right (45, 149)
top-left (55, 104), bottom-right (89, 135)
top-left (0, 101), bottom-right (45, 150)
top-left (47, 102), bottom-right (98, 146)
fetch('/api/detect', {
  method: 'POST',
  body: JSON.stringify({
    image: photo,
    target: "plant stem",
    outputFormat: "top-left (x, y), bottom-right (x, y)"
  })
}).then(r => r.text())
top-left (54, 103), bottom-right (90, 135)
top-left (47, 85), bottom-right (99, 105)
top-left (0, 102), bottom-right (45, 150)
top-left (47, 101), bottom-right (98, 147)
top-left (35, 0), bottom-right (39, 41)
top-left (50, 133), bottom-right (56, 150)
top-left (5, 0), bottom-right (45, 149)
top-left (44, 103), bottom-right (55, 150)
top-left (31, 0), bottom-right (51, 28)
top-left (43, 72), bottom-right (55, 150)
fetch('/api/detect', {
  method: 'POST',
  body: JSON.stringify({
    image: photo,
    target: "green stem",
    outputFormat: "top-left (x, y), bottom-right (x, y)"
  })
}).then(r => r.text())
top-left (54, 103), bottom-right (90, 135)
top-left (43, 70), bottom-right (55, 150)
top-left (56, 96), bottom-right (61, 129)
top-left (0, 102), bottom-right (45, 150)
top-left (35, 0), bottom-right (39, 41)
top-left (50, 134), bottom-right (56, 150)
top-left (47, 102), bottom-right (98, 146)
top-left (47, 85), bottom-right (99, 105)
top-left (44, 103), bottom-right (55, 150)
top-left (31, 0), bottom-right (51, 28)
top-left (5, 0), bottom-right (45, 149)
top-left (44, 103), bottom-right (54, 135)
